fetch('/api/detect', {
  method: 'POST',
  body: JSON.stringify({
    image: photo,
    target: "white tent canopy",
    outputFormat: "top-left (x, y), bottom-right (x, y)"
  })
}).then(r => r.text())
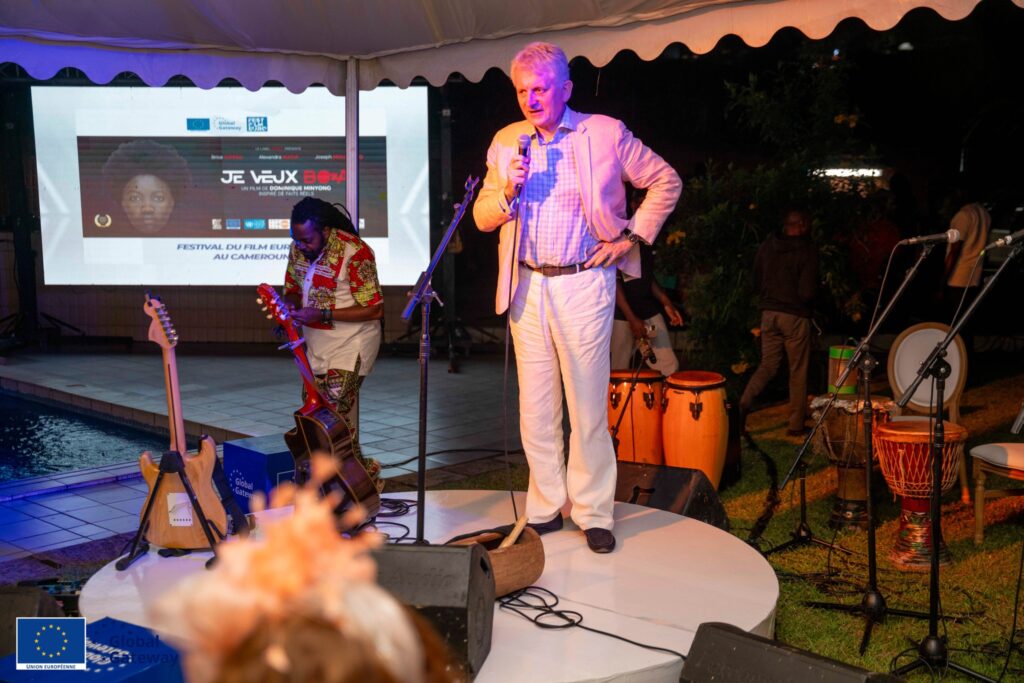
top-left (1, 0), bottom-right (1013, 219)
top-left (0, 0), bottom-right (1007, 94)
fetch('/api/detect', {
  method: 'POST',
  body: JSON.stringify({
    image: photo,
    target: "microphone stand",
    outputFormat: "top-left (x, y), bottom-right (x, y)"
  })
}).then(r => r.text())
top-left (608, 363), bottom-right (647, 456)
top-left (891, 242), bottom-right (1021, 681)
top-left (758, 244), bottom-right (940, 559)
top-left (402, 176), bottom-right (480, 545)
top-left (794, 242), bottom-right (938, 653)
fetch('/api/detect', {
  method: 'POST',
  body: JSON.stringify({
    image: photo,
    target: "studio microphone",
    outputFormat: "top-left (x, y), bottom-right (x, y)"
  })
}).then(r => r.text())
top-left (513, 134), bottom-right (531, 199)
top-left (983, 227), bottom-right (1024, 252)
top-left (897, 229), bottom-right (960, 246)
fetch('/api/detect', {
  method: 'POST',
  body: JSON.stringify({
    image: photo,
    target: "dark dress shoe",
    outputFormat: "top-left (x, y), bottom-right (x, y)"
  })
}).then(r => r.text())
top-left (527, 514), bottom-right (563, 535)
top-left (584, 527), bottom-right (616, 553)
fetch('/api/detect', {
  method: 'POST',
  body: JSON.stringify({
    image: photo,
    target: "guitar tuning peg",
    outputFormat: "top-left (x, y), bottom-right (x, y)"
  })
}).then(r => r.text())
top-left (266, 314), bottom-right (273, 320)
top-left (256, 297), bottom-right (263, 304)
top-left (261, 306), bottom-right (267, 312)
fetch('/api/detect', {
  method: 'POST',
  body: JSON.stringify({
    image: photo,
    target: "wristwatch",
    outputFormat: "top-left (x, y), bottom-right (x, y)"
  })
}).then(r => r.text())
top-left (321, 308), bottom-right (333, 325)
top-left (621, 229), bottom-right (645, 245)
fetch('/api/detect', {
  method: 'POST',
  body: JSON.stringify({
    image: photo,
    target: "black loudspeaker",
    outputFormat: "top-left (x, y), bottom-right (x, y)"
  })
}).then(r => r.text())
top-left (615, 461), bottom-right (730, 531)
top-left (0, 586), bottom-right (64, 658)
top-left (373, 544), bottom-right (495, 679)
top-left (682, 622), bottom-right (903, 682)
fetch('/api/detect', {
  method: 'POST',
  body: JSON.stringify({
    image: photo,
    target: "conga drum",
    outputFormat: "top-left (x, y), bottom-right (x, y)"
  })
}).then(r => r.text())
top-left (874, 418), bottom-right (967, 570)
top-left (608, 370), bottom-right (664, 465)
top-left (662, 371), bottom-right (729, 488)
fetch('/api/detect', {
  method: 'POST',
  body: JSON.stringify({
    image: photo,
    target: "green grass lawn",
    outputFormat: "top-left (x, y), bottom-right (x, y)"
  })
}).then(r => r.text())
top-left (442, 355), bottom-right (1024, 680)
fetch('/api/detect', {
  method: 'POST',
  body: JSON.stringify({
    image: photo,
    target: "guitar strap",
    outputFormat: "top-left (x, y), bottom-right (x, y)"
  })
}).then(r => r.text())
top-left (211, 455), bottom-right (249, 535)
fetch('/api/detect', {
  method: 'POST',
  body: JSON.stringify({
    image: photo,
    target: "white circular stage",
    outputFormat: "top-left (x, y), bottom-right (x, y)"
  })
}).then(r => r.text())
top-left (80, 490), bottom-right (778, 683)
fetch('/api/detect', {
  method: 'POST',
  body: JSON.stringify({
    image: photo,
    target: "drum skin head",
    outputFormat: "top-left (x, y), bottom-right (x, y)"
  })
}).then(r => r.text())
top-left (666, 370), bottom-right (726, 390)
top-left (888, 323), bottom-right (967, 413)
top-left (610, 369), bottom-right (663, 383)
top-left (875, 418), bottom-right (967, 443)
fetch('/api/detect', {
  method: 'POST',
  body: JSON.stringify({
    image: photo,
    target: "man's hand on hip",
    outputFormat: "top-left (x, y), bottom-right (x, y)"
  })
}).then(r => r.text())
top-left (585, 237), bottom-right (632, 269)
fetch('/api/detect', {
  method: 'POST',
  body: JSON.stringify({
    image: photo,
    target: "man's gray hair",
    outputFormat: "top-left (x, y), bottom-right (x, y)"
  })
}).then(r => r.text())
top-left (511, 42), bottom-right (570, 82)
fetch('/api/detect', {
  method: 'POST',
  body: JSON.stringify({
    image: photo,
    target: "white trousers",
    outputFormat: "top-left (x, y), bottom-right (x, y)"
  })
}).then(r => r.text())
top-left (510, 265), bottom-right (618, 530)
top-left (609, 312), bottom-right (680, 376)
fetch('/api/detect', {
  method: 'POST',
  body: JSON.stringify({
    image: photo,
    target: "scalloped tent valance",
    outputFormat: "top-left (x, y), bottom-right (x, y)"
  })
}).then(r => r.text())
top-left (0, 0), bottom-right (1012, 93)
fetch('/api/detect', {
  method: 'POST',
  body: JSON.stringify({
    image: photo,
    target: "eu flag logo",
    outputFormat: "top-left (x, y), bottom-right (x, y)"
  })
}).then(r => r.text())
top-left (16, 617), bottom-right (87, 670)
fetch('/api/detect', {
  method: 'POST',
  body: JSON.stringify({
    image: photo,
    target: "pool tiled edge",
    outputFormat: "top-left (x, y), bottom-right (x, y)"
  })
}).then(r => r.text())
top-left (0, 462), bottom-right (142, 503)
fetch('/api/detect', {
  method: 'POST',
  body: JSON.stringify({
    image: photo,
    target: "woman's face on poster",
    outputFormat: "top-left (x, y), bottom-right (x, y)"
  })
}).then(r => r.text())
top-left (121, 174), bottom-right (175, 233)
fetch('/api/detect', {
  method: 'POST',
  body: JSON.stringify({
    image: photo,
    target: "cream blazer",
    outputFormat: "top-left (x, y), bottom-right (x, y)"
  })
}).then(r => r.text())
top-left (472, 108), bottom-right (681, 314)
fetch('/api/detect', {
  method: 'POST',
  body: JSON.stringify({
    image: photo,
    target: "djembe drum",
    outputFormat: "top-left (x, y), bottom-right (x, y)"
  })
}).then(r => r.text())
top-left (608, 370), bottom-right (664, 464)
top-left (874, 418), bottom-right (967, 570)
top-left (810, 396), bottom-right (891, 530)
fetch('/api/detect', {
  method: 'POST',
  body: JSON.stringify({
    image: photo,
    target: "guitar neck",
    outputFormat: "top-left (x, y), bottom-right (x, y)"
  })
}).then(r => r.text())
top-left (288, 330), bottom-right (325, 412)
top-left (256, 284), bottom-right (328, 413)
top-left (161, 346), bottom-right (188, 455)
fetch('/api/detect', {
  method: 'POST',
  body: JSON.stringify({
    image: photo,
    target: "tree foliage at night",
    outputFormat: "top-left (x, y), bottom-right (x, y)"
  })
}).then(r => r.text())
top-left (658, 48), bottom-right (881, 382)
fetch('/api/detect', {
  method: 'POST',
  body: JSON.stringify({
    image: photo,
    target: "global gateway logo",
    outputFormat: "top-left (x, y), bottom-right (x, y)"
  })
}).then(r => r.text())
top-left (213, 117), bottom-right (242, 132)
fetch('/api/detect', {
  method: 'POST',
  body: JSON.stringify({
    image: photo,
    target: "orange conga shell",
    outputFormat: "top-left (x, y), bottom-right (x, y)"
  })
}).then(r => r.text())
top-left (662, 371), bottom-right (729, 489)
top-left (608, 370), bottom-right (664, 465)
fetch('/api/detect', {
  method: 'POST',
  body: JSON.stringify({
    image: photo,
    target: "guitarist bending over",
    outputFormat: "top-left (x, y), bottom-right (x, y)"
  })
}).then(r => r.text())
top-left (284, 197), bottom-right (385, 488)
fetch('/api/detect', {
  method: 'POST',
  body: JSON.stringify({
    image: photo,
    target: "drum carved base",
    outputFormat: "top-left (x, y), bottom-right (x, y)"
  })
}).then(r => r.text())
top-left (829, 464), bottom-right (869, 530)
top-left (891, 497), bottom-right (951, 571)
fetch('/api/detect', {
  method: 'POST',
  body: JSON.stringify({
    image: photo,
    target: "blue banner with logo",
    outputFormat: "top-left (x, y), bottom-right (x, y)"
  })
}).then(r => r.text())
top-left (16, 617), bottom-right (86, 670)
top-left (2, 617), bottom-right (183, 682)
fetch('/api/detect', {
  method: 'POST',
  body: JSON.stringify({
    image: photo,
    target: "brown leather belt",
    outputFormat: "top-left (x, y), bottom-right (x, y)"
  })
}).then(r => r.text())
top-left (520, 262), bottom-right (589, 277)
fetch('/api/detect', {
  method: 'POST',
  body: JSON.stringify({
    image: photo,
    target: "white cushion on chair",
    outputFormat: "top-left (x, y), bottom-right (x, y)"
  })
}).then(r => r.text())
top-left (971, 443), bottom-right (1024, 469)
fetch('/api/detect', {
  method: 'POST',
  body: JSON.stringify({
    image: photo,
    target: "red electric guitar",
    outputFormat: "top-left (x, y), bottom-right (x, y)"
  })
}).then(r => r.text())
top-left (256, 283), bottom-right (380, 520)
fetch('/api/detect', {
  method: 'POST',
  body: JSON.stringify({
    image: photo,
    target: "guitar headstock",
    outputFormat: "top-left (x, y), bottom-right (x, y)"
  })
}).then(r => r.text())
top-left (144, 293), bottom-right (178, 350)
top-left (256, 283), bottom-right (292, 327)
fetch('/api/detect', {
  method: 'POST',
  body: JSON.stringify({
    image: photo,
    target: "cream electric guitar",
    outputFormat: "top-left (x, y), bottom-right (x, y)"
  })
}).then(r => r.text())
top-left (137, 294), bottom-right (227, 549)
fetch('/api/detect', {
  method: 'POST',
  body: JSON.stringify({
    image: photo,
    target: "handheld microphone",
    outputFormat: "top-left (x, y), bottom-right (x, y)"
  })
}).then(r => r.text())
top-left (897, 229), bottom-right (960, 246)
top-left (513, 134), bottom-right (531, 199)
top-left (637, 325), bottom-right (658, 366)
top-left (983, 227), bottom-right (1024, 252)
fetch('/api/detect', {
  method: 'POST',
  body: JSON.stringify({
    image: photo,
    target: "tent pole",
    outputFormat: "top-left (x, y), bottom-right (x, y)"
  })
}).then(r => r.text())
top-left (345, 59), bottom-right (359, 227)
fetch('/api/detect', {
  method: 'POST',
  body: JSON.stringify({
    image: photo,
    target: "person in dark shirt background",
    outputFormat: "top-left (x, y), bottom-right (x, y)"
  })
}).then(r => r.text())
top-left (610, 243), bottom-right (683, 375)
top-left (739, 208), bottom-right (819, 435)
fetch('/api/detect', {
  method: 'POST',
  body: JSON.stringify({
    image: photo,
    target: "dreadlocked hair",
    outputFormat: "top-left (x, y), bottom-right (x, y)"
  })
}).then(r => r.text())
top-left (290, 197), bottom-right (357, 236)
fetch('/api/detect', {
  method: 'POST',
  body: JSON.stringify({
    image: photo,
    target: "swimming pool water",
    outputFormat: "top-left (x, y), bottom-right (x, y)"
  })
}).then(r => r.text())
top-left (0, 392), bottom-right (167, 482)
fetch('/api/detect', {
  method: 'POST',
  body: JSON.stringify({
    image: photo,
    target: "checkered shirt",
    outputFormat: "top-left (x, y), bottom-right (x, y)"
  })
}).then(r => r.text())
top-left (517, 113), bottom-right (596, 267)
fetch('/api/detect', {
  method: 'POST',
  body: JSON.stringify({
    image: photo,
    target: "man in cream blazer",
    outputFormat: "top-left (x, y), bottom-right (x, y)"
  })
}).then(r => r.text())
top-left (473, 42), bottom-right (680, 553)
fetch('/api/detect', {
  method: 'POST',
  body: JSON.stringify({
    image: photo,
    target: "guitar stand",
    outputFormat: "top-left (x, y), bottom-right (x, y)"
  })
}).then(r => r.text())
top-left (116, 451), bottom-right (223, 572)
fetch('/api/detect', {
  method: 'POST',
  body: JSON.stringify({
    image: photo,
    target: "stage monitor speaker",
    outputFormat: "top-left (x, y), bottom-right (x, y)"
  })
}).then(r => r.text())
top-left (0, 586), bottom-right (64, 658)
top-left (682, 622), bottom-right (903, 682)
top-left (373, 543), bottom-right (495, 680)
top-left (615, 461), bottom-right (730, 531)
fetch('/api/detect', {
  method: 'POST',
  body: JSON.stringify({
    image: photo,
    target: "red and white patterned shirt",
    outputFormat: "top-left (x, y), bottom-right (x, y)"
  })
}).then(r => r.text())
top-left (284, 228), bottom-right (383, 375)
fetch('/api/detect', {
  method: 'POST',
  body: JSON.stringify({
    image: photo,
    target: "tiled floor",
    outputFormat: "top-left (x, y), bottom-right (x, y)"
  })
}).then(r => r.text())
top-left (0, 350), bottom-right (524, 563)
